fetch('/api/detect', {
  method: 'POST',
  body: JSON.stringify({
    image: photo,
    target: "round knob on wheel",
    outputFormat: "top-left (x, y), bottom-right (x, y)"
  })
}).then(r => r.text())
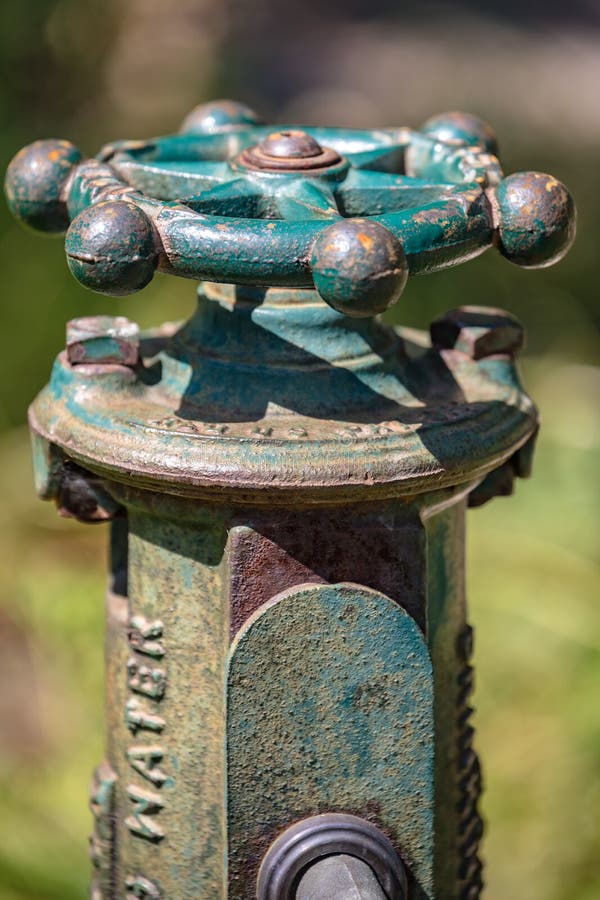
top-left (494, 171), bottom-right (576, 268)
top-left (5, 139), bottom-right (82, 233)
top-left (4, 110), bottom-right (577, 307)
top-left (311, 219), bottom-right (408, 318)
top-left (180, 99), bottom-right (262, 134)
top-left (65, 200), bottom-right (160, 297)
top-left (421, 111), bottom-right (499, 155)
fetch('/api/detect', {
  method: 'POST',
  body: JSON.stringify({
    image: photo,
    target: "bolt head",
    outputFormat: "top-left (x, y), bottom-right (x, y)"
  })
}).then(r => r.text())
top-left (66, 315), bottom-right (140, 366)
top-left (311, 219), bottom-right (408, 318)
top-left (57, 462), bottom-right (123, 522)
top-left (5, 139), bottom-right (82, 233)
top-left (180, 100), bottom-right (261, 134)
top-left (259, 130), bottom-right (323, 160)
top-left (430, 306), bottom-right (524, 358)
top-left (494, 171), bottom-right (576, 268)
top-left (468, 460), bottom-right (516, 508)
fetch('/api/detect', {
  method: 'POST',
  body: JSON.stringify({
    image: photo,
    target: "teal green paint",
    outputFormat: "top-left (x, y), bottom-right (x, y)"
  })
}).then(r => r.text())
top-left (107, 507), bottom-right (230, 899)
top-left (495, 172), bottom-right (577, 268)
top-left (419, 112), bottom-right (499, 156)
top-left (30, 282), bottom-right (537, 504)
top-left (4, 106), bottom-right (577, 899)
top-left (4, 139), bottom-right (82, 232)
top-left (6, 121), bottom-right (574, 314)
top-left (406, 133), bottom-right (502, 187)
top-left (227, 583), bottom-right (435, 898)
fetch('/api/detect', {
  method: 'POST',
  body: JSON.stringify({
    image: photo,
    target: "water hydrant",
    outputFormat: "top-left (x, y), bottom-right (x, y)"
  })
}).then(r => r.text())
top-left (5, 101), bottom-right (575, 900)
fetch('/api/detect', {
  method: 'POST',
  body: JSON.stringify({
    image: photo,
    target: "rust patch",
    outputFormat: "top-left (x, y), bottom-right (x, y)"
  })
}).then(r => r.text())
top-left (357, 231), bottom-right (375, 251)
top-left (227, 504), bottom-right (427, 638)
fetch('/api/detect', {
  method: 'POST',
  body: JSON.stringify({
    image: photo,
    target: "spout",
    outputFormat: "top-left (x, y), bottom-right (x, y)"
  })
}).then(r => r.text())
top-left (296, 854), bottom-right (388, 900)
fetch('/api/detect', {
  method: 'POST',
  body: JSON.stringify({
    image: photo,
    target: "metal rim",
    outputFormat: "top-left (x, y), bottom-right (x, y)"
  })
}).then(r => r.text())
top-left (256, 813), bottom-right (408, 900)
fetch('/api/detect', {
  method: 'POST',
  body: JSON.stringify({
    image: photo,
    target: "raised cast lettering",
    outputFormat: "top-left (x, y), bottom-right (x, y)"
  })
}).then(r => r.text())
top-left (125, 873), bottom-right (162, 899)
top-left (127, 745), bottom-right (168, 786)
top-left (125, 784), bottom-right (165, 843)
top-left (128, 616), bottom-right (165, 658)
top-left (127, 658), bottom-right (166, 700)
top-left (89, 761), bottom-right (117, 897)
top-left (125, 699), bottom-right (166, 735)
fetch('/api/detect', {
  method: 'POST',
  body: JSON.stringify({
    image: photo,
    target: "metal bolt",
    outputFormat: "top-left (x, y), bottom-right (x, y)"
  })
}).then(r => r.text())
top-left (239, 130), bottom-right (342, 172)
top-left (257, 814), bottom-right (407, 900)
top-left (467, 460), bottom-right (515, 508)
top-left (57, 461), bottom-right (124, 523)
top-left (66, 315), bottom-right (140, 366)
top-left (296, 855), bottom-right (388, 900)
top-left (259, 130), bottom-right (323, 160)
top-left (429, 305), bottom-right (524, 359)
top-left (456, 624), bottom-right (474, 662)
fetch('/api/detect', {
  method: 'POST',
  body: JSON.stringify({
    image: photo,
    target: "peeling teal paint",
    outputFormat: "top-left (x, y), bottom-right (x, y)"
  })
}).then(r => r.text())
top-left (4, 104), bottom-right (577, 899)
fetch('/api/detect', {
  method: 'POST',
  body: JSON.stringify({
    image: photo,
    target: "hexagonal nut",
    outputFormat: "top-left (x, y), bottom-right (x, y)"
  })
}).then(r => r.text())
top-left (57, 462), bottom-right (124, 523)
top-left (430, 305), bottom-right (524, 359)
top-left (66, 315), bottom-right (140, 366)
top-left (468, 460), bottom-right (515, 508)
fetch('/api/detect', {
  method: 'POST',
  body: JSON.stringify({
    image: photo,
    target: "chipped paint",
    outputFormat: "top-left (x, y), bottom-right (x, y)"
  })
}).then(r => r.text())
top-left (3, 103), bottom-right (577, 900)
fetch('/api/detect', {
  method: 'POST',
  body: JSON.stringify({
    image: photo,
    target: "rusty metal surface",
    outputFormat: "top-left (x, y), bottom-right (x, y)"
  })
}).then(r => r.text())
top-left (4, 109), bottom-right (576, 312)
top-left (424, 500), bottom-right (472, 898)
top-left (80, 482), bottom-right (478, 899)
top-left (96, 505), bottom-right (230, 899)
top-left (4, 102), bottom-right (577, 899)
top-left (238, 129), bottom-right (343, 172)
top-left (28, 282), bottom-right (539, 506)
top-left (227, 505), bottom-right (428, 637)
top-left (455, 626), bottom-right (484, 898)
top-left (227, 583), bottom-right (435, 898)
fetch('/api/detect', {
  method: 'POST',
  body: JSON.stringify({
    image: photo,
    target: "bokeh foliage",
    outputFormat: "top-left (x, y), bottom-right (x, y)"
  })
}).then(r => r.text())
top-left (0, 2), bottom-right (598, 898)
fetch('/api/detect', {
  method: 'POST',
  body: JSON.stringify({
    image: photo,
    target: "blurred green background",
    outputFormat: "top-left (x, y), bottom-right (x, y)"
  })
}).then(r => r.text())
top-left (0, 1), bottom-right (598, 898)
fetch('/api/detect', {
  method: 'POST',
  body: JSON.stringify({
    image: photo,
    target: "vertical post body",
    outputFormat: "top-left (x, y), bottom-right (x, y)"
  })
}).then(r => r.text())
top-left (29, 281), bottom-right (536, 900)
top-left (91, 486), bottom-right (481, 899)
top-left (96, 505), bottom-right (230, 899)
top-left (5, 106), bottom-right (571, 900)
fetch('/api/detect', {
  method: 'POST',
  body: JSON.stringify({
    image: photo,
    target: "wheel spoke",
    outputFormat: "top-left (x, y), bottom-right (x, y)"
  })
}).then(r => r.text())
top-left (273, 180), bottom-right (341, 221)
top-left (344, 132), bottom-right (410, 172)
top-left (336, 169), bottom-right (459, 216)
top-left (108, 158), bottom-right (232, 201)
top-left (183, 179), bottom-right (264, 217)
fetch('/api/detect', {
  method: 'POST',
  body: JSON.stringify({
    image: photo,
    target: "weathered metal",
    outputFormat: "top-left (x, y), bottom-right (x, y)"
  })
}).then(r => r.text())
top-left (66, 316), bottom-right (140, 367)
top-left (258, 814), bottom-right (407, 899)
top-left (296, 855), bottom-right (389, 900)
top-left (5, 101), bottom-right (576, 900)
top-left (239, 129), bottom-right (343, 172)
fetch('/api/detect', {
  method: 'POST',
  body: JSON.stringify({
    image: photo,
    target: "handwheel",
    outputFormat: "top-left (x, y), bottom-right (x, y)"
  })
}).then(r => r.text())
top-left (5, 101), bottom-right (575, 317)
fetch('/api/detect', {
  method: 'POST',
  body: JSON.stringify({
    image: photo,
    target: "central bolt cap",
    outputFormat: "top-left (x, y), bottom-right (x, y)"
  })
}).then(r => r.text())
top-left (259, 130), bottom-right (323, 160)
top-left (238, 129), bottom-right (342, 172)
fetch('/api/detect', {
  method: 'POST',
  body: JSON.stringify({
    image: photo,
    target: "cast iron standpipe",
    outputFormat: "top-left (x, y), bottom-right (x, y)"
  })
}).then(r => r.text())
top-left (5, 101), bottom-right (575, 900)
